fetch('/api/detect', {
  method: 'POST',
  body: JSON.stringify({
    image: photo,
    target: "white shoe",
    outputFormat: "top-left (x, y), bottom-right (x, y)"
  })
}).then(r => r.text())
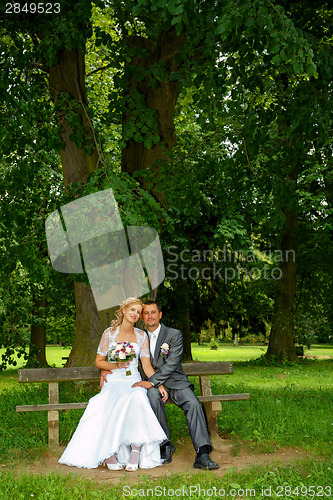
top-left (106, 462), bottom-right (123, 471)
top-left (105, 456), bottom-right (123, 470)
top-left (126, 449), bottom-right (140, 472)
top-left (125, 463), bottom-right (138, 472)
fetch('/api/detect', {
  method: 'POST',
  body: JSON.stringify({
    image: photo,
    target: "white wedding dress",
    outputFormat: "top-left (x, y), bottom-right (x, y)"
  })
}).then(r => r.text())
top-left (59, 327), bottom-right (167, 469)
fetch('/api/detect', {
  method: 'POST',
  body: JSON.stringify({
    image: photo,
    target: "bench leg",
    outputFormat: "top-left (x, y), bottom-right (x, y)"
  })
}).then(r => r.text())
top-left (48, 382), bottom-right (59, 446)
top-left (203, 401), bottom-right (221, 440)
top-left (48, 410), bottom-right (59, 445)
top-left (203, 401), bottom-right (229, 450)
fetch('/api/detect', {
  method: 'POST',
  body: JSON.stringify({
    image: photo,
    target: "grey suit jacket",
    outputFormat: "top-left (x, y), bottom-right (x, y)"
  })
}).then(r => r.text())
top-left (148, 323), bottom-right (192, 390)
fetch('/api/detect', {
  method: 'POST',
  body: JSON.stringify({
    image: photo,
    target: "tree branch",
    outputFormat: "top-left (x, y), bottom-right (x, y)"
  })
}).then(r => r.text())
top-left (85, 64), bottom-right (113, 77)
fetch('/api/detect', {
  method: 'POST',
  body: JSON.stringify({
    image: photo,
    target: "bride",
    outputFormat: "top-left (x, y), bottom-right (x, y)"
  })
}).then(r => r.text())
top-left (59, 297), bottom-right (168, 471)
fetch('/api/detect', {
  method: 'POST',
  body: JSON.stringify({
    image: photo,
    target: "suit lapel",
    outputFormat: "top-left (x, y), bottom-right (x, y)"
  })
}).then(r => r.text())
top-left (153, 323), bottom-right (168, 365)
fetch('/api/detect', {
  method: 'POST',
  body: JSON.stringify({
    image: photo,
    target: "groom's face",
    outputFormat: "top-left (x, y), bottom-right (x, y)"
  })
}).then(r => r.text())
top-left (142, 304), bottom-right (162, 331)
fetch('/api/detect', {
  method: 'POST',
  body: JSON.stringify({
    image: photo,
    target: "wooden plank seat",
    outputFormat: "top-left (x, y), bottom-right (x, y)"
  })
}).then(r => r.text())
top-left (15, 362), bottom-right (250, 446)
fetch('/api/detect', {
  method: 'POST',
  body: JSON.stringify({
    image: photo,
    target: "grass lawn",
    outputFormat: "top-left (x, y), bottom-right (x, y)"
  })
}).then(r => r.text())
top-left (191, 342), bottom-right (333, 361)
top-left (1, 342), bottom-right (332, 372)
top-left (1, 342), bottom-right (332, 395)
top-left (0, 346), bottom-right (71, 394)
top-left (0, 345), bottom-right (72, 371)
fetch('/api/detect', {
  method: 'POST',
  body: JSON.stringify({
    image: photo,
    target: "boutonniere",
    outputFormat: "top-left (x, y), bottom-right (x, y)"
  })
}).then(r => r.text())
top-left (160, 343), bottom-right (169, 358)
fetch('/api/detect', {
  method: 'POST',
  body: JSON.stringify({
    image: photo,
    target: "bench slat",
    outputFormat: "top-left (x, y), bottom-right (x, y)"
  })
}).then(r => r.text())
top-left (18, 367), bottom-right (100, 383)
top-left (18, 362), bottom-right (234, 383)
top-left (16, 392), bottom-right (250, 413)
top-left (16, 402), bottom-right (88, 412)
top-left (183, 362), bottom-right (234, 376)
top-left (198, 393), bottom-right (250, 403)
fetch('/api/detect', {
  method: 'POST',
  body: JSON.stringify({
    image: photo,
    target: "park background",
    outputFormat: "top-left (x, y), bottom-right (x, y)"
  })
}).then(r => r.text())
top-left (0, 0), bottom-right (332, 498)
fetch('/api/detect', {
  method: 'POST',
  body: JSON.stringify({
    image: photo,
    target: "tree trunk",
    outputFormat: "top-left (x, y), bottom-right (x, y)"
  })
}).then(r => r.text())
top-left (120, 30), bottom-right (192, 356)
top-left (49, 48), bottom-right (106, 366)
top-left (149, 288), bottom-right (158, 301)
top-left (65, 283), bottom-right (117, 366)
top-left (174, 278), bottom-right (192, 361)
top-left (266, 206), bottom-right (299, 361)
top-left (49, 48), bottom-right (98, 184)
top-left (27, 295), bottom-right (48, 368)
top-left (121, 29), bottom-right (184, 201)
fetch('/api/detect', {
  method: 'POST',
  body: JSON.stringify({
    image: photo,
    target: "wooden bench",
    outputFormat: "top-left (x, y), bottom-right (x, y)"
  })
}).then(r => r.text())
top-left (16, 362), bottom-right (250, 446)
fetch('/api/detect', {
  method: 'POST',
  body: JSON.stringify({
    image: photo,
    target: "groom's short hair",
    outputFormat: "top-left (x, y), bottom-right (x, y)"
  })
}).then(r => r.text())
top-left (143, 300), bottom-right (161, 312)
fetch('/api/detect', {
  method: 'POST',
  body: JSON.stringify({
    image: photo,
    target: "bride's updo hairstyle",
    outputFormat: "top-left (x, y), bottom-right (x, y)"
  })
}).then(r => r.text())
top-left (110, 297), bottom-right (144, 331)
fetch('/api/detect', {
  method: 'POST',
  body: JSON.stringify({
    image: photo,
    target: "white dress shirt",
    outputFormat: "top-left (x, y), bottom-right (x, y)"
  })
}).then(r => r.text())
top-left (148, 324), bottom-right (161, 358)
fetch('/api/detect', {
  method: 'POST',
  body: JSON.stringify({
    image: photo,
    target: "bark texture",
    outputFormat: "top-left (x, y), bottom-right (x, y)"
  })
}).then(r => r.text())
top-left (49, 48), bottom-right (98, 184)
top-left (266, 205), bottom-right (299, 361)
top-left (49, 48), bottom-right (109, 366)
top-left (65, 283), bottom-right (117, 366)
top-left (121, 29), bottom-right (184, 203)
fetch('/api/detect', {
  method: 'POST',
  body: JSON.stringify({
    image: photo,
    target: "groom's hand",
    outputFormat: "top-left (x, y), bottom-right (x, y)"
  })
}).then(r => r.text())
top-left (158, 384), bottom-right (168, 403)
top-left (132, 381), bottom-right (153, 389)
top-left (100, 369), bottom-right (112, 388)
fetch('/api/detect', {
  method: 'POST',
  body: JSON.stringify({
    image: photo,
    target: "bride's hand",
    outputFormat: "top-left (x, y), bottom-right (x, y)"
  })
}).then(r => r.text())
top-left (117, 360), bottom-right (130, 369)
top-left (158, 384), bottom-right (168, 403)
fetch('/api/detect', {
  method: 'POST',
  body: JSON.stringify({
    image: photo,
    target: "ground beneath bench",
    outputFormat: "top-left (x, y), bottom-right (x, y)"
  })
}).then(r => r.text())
top-left (3, 441), bottom-right (311, 484)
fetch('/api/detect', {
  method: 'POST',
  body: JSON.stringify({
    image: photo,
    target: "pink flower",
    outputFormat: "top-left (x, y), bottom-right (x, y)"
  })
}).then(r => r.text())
top-left (108, 342), bottom-right (136, 375)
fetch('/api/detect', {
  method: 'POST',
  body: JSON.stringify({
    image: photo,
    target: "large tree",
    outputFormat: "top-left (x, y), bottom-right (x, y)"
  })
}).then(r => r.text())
top-left (246, 0), bottom-right (333, 360)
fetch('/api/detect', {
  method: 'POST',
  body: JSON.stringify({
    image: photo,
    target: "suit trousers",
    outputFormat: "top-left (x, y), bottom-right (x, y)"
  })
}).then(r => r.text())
top-left (147, 385), bottom-right (212, 453)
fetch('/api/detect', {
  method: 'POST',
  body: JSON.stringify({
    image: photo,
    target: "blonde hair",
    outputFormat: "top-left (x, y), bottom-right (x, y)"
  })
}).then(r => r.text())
top-left (110, 297), bottom-right (143, 330)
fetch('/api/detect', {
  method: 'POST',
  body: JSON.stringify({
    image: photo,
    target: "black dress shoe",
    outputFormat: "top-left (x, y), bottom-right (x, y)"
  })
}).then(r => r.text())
top-left (161, 443), bottom-right (176, 464)
top-left (193, 453), bottom-right (219, 470)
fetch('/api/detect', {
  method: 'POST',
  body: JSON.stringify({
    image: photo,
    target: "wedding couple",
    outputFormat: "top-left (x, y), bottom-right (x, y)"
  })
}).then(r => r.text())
top-left (59, 297), bottom-right (219, 471)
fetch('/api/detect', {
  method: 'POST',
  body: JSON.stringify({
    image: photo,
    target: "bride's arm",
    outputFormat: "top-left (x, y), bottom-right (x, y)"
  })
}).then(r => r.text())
top-left (97, 355), bottom-right (130, 389)
top-left (131, 332), bottom-right (168, 401)
top-left (95, 354), bottom-right (129, 371)
top-left (96, 328), bottom-right (130, 385)
top-left (140, 356), bottom-right (155, 378)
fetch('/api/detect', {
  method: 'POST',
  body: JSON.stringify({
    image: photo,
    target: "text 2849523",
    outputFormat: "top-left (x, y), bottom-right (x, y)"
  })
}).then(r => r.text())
top-left (5, 3), bottom-right (61, 15)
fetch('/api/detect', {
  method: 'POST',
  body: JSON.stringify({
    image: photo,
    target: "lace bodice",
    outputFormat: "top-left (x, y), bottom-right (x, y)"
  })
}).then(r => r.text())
top-left (97, 326), bottom-right (150, 360)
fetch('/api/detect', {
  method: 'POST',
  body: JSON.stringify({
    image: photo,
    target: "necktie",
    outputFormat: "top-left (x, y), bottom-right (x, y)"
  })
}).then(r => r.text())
top-left (150, 332), bottom-right (157, 358)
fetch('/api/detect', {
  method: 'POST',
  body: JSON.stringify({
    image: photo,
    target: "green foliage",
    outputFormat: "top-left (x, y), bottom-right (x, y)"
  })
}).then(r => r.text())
top-left (295, 313), bottom-right (319, 348)
top-left (70, 164), bottom-right (169, 231)
top-left (209, 338), bottom-right (219, 350)
top-left (0, 0), bottom-right (332, 364)
top-left (0, 145), bottom-right (74, 367)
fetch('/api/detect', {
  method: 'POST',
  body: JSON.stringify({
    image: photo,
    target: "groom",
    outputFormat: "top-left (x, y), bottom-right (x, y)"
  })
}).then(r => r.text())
top-left (132, 300), bottom-right (219, 470)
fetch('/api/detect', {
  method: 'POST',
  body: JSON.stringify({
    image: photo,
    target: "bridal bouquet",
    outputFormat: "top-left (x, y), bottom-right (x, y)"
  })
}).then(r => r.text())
top-left (109, 342), bottom-right (136, 376)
